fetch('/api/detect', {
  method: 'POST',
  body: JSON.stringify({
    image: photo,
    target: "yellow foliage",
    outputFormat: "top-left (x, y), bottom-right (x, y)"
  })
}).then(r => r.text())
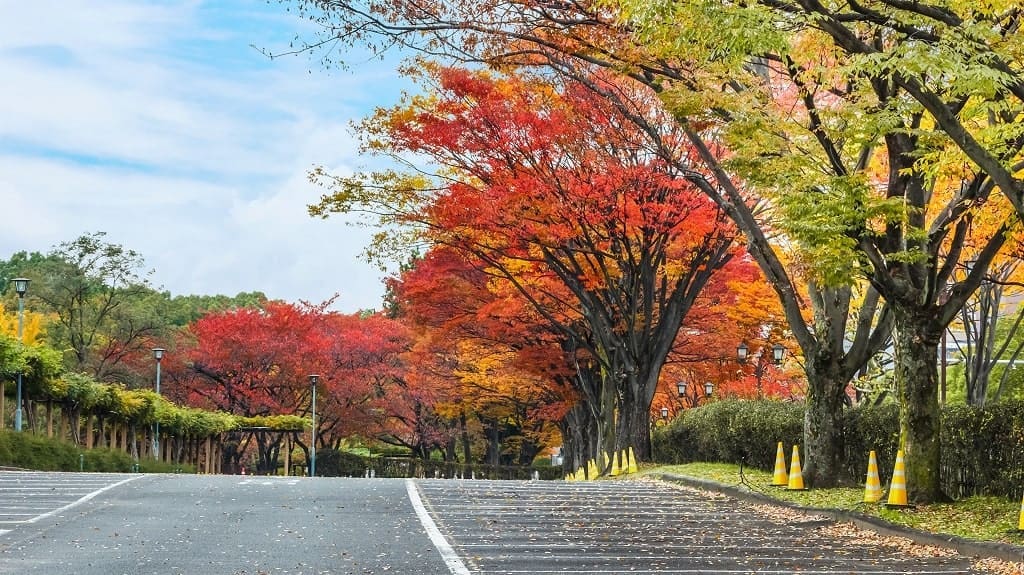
top-left (0, 302), bottom-right (47, 344)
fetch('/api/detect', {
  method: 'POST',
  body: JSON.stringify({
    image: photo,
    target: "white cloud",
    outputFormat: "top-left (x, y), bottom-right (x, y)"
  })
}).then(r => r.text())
top-left (0, 1), bottom-right (410, 311)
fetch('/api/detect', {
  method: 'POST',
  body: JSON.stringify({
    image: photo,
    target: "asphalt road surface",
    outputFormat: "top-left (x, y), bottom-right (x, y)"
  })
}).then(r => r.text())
top-left (0, 471), bottom-right (998, 574)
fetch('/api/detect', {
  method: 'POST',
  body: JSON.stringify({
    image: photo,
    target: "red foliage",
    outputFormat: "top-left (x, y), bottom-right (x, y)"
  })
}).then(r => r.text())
top-left (172, 300), bottom-right (411, 444)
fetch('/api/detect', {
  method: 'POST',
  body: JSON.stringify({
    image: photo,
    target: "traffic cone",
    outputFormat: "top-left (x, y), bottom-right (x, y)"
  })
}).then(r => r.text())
top-left (771, 442), bottom-right (788, 487)
top-left (886, 450), bottom-right (909, 508)
top-left (620, 450), bottom-right (629, 474)
top-left (1018, 492), bottom-right (1024, 531)
top-left (863, 450), bottom-right (882, 503)
top-left (627, 447), bottom-right (639, 474)
top-left (588, 459), bottom-right (598, 479)
top-left (610, 451), bottom-right (621, 476)
top-left (787, 445), bottom-right (806, 490)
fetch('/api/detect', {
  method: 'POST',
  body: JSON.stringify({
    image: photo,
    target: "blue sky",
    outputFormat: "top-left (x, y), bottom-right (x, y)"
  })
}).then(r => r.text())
top-left (0, 1), bottom-right (410, 311)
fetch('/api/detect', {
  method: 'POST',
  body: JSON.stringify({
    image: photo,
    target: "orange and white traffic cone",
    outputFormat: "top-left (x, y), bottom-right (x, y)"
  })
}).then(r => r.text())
top-left (771, 442), bottom-right (788, 487)
top-left (787, 445), bottom-right (806, 490)
top-left (864, 450), bottom-right (882, 503)
top-left (886, 450), bottom-right (909, 508)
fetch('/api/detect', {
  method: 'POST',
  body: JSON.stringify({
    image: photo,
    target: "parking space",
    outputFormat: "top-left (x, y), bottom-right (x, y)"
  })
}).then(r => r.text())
top-left (0, 471), bottom-right (141, 536)
top-left (415, 479), bottom-right (986, 574)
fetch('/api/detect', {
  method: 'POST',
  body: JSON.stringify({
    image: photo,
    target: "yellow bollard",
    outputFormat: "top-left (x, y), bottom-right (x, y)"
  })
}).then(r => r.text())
top-left (610, 451), bottom-right (621, 476)
top-left (771, 442), bottom-right (788, 487)
top-left (886, 450), bottom-right (909, 508)
top-left (627, 447), bottom-right (639, 474)
top-left (621, 450), bottom-right (629, 474)
top-left (863, 450), bottom-right (882, 503)
top-left (787, 445), bottom-right (806, 490)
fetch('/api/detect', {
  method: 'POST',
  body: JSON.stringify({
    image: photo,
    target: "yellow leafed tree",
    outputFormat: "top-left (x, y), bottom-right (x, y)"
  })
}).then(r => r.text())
top-left (0, 302), bottom-right (47, 345)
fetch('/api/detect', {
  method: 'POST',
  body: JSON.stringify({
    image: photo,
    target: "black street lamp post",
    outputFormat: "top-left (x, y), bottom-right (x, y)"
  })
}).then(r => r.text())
top-left (13, 278), bottom-right (29, 432)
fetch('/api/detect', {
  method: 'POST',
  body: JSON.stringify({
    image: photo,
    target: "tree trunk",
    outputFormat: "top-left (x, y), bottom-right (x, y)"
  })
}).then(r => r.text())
top-left (893, 308), bottom-right (944, 503)
top-left (59, 407), bottom-right (69, 442)
top-left (616, 388), bottom-right (652, 463)
top-left (96, 416), bottom-right (106, 448)
top-left (460, 413), bottom-right (472, 464)
top-left (801, 369), bottom-right (847, 488)
top-left (85, 414), bottom-right (95, 449)
top-left (25, 398), bottom-right (37, 432)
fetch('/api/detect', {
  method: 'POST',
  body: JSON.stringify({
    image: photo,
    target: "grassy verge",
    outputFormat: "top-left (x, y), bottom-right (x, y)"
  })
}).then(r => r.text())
top-left (645, 462), bottom-right (1024, 545)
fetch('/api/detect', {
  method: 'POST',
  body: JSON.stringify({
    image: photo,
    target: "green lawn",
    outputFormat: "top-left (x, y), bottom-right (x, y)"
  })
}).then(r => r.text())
top-left (644, 462), bottom-right (1024, 545)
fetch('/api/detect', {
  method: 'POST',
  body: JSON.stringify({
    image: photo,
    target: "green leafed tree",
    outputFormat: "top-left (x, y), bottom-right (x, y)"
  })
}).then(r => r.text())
top-left (22, 232), bottom-right (172, 383)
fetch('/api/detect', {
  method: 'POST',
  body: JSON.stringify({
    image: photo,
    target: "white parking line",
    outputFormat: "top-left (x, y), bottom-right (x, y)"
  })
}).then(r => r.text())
top-left (18, 475), bottom-right (143, 525)
top-left (406, 479), bottom-right (472, 575)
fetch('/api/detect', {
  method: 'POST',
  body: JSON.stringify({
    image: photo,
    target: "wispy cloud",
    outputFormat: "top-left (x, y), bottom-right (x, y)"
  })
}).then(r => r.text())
top-left (0, 1), bottom-right (407, 311)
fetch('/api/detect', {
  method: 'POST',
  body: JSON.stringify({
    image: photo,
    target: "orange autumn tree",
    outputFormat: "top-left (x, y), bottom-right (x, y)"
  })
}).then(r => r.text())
top-left (655, 255), bottom-right (802, 416)
top-left (281, 0), bottom-right (897, 489)
top-left (311, 65), bottom-right (743, 461)
top-left (390, 246), bottom-right (571, 465)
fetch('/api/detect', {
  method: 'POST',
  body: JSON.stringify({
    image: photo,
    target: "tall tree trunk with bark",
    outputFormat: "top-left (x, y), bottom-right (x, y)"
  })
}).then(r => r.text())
top-left (892, 306), bottom-right (944, 503)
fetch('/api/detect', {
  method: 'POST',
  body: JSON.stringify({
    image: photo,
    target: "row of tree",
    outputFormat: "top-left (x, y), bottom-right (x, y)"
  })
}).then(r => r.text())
top-left (281, 0), bottom-right (1024, 501)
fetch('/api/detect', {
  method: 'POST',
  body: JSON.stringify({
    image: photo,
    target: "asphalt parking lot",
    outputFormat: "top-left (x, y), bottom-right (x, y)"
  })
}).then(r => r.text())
top-left (415, 479), bottom-right (986, 574)
top-left (0, 471), bottom-right (141, 536)
top-left (0, 472), bottom-right (1005, 574)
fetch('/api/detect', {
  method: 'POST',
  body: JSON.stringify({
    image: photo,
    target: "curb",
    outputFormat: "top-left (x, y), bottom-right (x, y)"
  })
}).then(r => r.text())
top-left (654, 472), bottom-right (1024, 564)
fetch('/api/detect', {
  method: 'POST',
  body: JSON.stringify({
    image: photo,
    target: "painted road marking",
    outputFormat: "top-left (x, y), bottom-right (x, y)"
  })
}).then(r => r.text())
top-left (21, 475), bottom-right (142, 524)
top-left (414, 479), bottom-right (978, 574)
top-left (0, 472), bottom-right (143, 532)
top-left (406, 478), bottom-right (472, 575)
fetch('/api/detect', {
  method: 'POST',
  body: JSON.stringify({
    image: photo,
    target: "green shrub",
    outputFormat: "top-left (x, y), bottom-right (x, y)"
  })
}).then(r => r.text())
top-left (315, 449), bottom-right (369, 477)
top-left (653, 399), bottom-right (1024, 499)
top-left (0, 430), bottom-right (194, 473)
top-left (941, 402), bottom-right (1024, 499)
top-left (653, 400), bottom-right (803, 469)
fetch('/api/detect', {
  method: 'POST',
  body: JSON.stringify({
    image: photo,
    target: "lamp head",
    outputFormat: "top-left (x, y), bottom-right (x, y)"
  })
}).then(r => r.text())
top-left (12, 277), bottom-right (29, 297)
top-left (772, 343), bottom-right (785, 365)
top-left (152, 347), bottom-right (165, 361)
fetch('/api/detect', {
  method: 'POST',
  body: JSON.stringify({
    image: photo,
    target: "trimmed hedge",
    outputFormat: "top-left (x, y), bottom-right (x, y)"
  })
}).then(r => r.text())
top-left (652, 400), bottom-right (804, 470)
top-left (0, 430), bottom-right (194, 473)
top-left (652, 399), bottom-right (1024, 499)
top-left (312, 449), bottom-right (562, 480)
